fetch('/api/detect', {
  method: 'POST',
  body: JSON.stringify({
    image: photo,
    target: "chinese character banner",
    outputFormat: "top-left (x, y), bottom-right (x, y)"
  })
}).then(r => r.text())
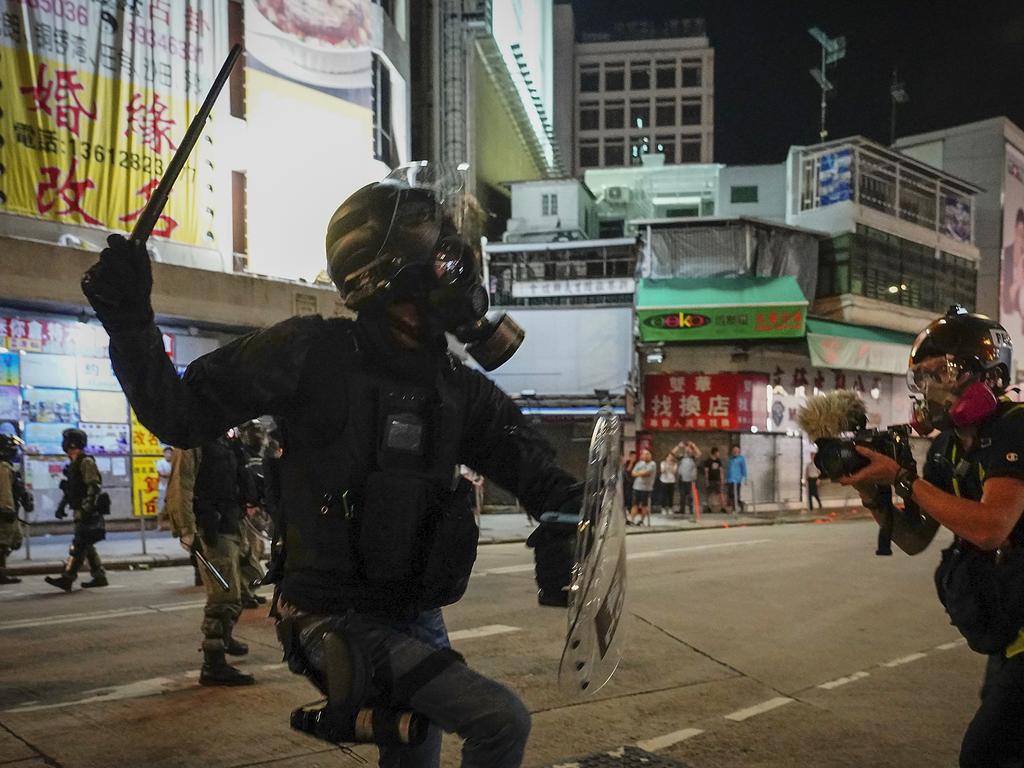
top-left (644, 373), bottom-right (770, 431)
top-left (0, 0), bottom-right (226, 244)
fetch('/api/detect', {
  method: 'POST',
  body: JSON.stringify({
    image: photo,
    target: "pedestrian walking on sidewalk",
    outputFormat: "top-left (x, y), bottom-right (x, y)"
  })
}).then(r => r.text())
top-left (630, 449), bottom-right (656, 525)
top-left (674, 441), bottom-right (701, 516)
top-left (45, 429), bottom-right (109, 592)
top-left (806, 453), bottom-right (823, 511)
top-left (726, 445), bottom-right (748, 512)
top-left (0, 435), bottom-right (32, 584)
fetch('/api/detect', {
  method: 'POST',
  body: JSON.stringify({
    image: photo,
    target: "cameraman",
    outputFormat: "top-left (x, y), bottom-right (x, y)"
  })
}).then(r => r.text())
top-left (841, 306), bottom-right (1024, 767)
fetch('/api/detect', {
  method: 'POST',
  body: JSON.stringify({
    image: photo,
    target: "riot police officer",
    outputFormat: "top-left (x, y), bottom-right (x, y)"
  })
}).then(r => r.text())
top-left (237, 420), bottom-right (270, 608)
top-left (0, 435), bottom-right (33, 584)
top-left (165, 437), bottom-right (258, 686)
top-left (842, 306), bottom-right (1024, 767)
top-left (82, 164), bottom-right (579, 768)
top-left (45, 429), bottom-right (108, 591)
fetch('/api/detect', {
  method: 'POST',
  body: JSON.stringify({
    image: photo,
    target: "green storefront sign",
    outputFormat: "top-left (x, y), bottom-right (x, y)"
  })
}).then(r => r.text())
top-left (636, 276), bottom-right (808, 343)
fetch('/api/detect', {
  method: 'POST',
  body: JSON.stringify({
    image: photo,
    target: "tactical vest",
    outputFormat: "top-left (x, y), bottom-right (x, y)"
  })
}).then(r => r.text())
top-left (65, 454), bottom-right (97, 510)
top-left (278, 320), bottom-right (478, 617)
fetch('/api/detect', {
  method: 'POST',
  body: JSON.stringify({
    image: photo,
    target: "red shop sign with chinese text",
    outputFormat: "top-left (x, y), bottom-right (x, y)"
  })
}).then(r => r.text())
top-left (643, 372), bottom-right (770, 431)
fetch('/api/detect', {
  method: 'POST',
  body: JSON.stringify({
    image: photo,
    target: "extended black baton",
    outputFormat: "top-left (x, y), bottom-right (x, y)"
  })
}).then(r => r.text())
top-left (193, 545), bottom-right (231, 592)
top-left (130, 43), bottom-right (242, 244)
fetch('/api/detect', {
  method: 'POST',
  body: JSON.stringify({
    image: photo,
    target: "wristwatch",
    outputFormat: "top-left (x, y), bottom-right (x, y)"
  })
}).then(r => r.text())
top-left (894, 468), bottom-right (918, 502)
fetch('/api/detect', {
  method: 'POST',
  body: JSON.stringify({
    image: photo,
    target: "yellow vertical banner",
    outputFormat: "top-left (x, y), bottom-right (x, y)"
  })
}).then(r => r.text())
top-left (131, 456), bottom-right (160, 518)
top-left (0, 1), bottom-right (226, 244)
top-left (130, 409), bottom-right (163, 456)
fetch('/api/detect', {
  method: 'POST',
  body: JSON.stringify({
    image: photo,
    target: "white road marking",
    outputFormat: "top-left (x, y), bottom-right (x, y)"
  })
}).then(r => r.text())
top-left (163, 580), bottom-right (185, 585)
top-left (262, 663), bottom-right (288, 671)
top-left (475, 539), bottom-right (770, 576)
top-left (882, 652), bottom-right (927, 668)
top-left (818, 671), bottom-right (869, 690)
top-left (724, 696), bottom-right (794, 722)
top-left (636, 727), bottom-right (704, 752)
top-left (449, 624), bottom-right (520, 642)
top-left (936, 639), bottom-right (968, 651)
top-left (0, 600), bottom-right (205, 631)
top-left (3, 676), bottom-right (185, 713)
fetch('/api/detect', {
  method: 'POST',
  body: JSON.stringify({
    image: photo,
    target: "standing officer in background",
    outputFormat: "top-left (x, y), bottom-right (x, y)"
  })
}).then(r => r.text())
top-left (0, 435), bottom-right (33, 584)
top-left (82, 163), bottom-right (580, 768)
top-left (842, 307), bottom-right (1024, 767)
top-left (237, 420), bottom-right (270, 608)
top-left (164, 435), bottom-right (258, 686)
top-left (45, 429), bottom-right (108, 591)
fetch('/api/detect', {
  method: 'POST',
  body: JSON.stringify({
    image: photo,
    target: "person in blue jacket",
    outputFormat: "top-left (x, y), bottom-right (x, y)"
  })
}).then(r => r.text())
top-left (726, 445), bottom-right (748, 512)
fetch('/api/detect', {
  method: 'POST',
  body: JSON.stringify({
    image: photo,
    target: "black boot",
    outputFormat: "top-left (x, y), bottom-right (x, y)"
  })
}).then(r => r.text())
top-left (82, 574), bottom-right (109, 588)
top-left (45, 574), bottom-right (74, 592)
top-left (200, 648), bottom-right (255, 686)
top-left (0, 573), bottom-right (20, 585)
top-left (224, 634), bottom-right (249, 657)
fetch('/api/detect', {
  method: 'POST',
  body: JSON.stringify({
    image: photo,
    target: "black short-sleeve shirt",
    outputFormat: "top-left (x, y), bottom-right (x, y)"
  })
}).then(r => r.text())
top-left (924, 402), bottom-right (1024, 505)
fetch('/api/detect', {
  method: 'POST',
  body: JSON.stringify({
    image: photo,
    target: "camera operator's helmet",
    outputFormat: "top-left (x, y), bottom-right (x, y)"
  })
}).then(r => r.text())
top-left (61, 428), bottom-right (88, 452)
top-left (908, 305), bottom-right (1013, 395)
top-left (0, 434), bottom-right (23, 463)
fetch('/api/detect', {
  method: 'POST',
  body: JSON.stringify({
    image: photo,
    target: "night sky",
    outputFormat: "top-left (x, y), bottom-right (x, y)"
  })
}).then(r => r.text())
top-left (571, 1), bottom-right (1024, 165)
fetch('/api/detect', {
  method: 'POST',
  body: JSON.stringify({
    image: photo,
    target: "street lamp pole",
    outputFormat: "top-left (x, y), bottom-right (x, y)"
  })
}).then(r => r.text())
top-left (808, 26), bottom-right (846, 142)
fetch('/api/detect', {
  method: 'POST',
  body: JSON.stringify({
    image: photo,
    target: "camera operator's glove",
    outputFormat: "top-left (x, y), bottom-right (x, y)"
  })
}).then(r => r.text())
top-left (81, 234), bottom-right (154, 332)
top-left (526, 488), bottom-right (582, 608)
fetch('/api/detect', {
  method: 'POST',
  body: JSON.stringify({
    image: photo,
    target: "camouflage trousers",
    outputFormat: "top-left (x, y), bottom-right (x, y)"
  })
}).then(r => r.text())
top-left (0, 509), bottom-right (23, 552)
top-left (198, 532), bottom-right (243, 653)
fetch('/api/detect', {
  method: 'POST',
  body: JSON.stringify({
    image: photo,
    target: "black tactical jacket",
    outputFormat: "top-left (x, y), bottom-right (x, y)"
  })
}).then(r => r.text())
top-left (108, 313), bottom-right (577, 615)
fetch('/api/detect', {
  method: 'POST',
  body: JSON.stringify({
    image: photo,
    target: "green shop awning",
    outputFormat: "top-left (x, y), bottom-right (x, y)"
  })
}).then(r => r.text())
top-left (806, 319), bottom-right (916, 375)
top-left (636, 276), bottom-right (808, 343)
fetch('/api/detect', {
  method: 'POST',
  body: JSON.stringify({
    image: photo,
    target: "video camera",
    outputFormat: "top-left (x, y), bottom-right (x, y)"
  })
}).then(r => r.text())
top-left (798, 391), bottom-right (918, 557)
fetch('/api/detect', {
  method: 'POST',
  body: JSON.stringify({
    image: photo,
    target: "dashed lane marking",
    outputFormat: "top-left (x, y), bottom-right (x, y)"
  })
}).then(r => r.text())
top-left (449, 624), bottom-right (520, 642)
top-left (936, 639), bottom-right (968, 651)
top-left (0, 600), bottom-right (206, 631)
top-left (723, 696), bottom-right (794, 722)
top-left (817, 671), bottom-right (870, 690)
top-left (635, 728), bottom-right (704, 752)
top-left (475, 539), bottom-right (770, 576)
top-left (1, 624), bottom-right (525, 712)
top-left (882, 652), bottom-right (928, 668)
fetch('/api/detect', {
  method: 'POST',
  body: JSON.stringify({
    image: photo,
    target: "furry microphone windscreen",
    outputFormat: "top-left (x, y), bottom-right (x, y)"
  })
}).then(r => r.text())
top-left (796, 390), bottom-right (868, 442)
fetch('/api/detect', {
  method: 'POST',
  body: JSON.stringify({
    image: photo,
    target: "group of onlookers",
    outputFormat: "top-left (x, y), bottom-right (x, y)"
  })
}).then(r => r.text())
top-left (622, 442), bottom-right (749, 525)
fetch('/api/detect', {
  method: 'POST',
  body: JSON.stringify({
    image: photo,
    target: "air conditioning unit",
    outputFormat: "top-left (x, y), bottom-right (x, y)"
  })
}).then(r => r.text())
top-left (605, 186), bottom-right (632, 204)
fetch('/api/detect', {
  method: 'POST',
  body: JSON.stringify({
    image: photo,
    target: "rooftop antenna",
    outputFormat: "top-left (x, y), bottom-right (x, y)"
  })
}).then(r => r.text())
top-left (808, 26), bottom-right (846, 141)
top-left (889, 68), bottom-right (909, 145)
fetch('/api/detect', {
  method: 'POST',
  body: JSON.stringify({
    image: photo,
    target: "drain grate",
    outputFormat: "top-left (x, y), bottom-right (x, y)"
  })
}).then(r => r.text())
top-left (545, 745), bottom-right (692, 767)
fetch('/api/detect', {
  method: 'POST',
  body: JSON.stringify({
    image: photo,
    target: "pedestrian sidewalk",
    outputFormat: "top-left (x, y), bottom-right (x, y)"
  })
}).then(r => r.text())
top-left (6, 506), bottom-right (868, 575)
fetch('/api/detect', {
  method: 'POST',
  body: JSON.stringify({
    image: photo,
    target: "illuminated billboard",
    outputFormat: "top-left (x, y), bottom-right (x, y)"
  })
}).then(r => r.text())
top-left (999, 143), bottom-right (1024, 381)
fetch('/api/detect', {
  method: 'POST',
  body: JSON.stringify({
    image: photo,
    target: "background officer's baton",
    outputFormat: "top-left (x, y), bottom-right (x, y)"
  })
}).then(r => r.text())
top-left (130, 43), bottom-right (242, 244)
top-left (193, 546), bottom-right (231, 592)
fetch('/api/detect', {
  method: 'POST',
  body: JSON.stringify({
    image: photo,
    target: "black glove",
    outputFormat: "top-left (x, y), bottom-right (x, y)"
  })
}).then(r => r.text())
top-left (527, 512), bottom-right (579, 608)
top-left (81, 234), bottom-right (154, 332)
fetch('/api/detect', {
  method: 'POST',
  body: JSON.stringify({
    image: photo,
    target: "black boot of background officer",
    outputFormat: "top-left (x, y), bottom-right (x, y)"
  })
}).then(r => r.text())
top-left (165, 442), bottom-right (255, 686)
top-left (0, 434), bottom-right (33, 585)
top-left (45, 429), bottom-right (108, 592)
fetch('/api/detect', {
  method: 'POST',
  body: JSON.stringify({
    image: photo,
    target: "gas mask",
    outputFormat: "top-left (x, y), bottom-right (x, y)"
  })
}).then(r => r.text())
top-left (327, 163), bottom-right (524, 371)
top-left (908, 356), bottom-right (998, 434)
top-left (389, 234), bottom-right (524, 371)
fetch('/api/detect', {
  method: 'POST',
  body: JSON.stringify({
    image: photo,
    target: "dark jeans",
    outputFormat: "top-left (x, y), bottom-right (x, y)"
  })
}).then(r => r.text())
top-left (727, 482), bottom-right (743, 511)
top-left (677, 481), bottom-right (695, 514)
top-left (960, 652), bottom-right (1024, 767)
top-left (294, 608), bottom-right (530, 768)
top-left (807, 478), bottom-right (822, 510)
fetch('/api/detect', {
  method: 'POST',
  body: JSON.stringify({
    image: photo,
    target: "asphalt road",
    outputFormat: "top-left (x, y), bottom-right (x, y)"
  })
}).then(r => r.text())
top-left (0, 520), bottom-right (983, 768)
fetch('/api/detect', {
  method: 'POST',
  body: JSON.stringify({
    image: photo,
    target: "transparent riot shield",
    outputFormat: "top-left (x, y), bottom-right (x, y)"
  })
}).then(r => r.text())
top-left (558, 408), bottom-right (627, 696)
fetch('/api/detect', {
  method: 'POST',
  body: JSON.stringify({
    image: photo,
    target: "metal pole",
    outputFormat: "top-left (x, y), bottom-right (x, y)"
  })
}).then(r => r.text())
top-left (138, 490), bottom-right (147, 555)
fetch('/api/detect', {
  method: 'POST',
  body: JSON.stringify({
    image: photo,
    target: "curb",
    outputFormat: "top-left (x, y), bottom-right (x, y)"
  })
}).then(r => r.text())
top-left (7, 509), bottom-right (869, 576)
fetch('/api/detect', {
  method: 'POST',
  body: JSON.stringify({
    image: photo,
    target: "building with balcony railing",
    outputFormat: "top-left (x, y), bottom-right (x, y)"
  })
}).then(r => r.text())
top-left (787, 137), bottom-right (982, 333)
